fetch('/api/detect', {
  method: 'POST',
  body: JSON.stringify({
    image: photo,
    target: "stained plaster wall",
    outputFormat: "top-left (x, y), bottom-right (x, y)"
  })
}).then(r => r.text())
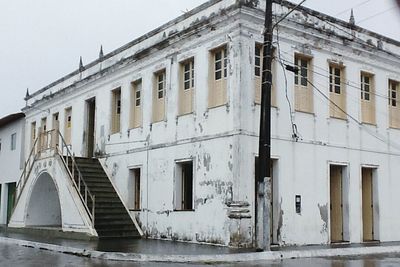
top-left (21, 0), bottom-right (400, 247)
top-left (236, 3), bottom-right (400, 246)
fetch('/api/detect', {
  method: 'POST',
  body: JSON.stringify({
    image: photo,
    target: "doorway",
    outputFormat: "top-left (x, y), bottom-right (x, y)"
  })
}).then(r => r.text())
top-left (330, 165), bottom-right (344, 243)
top-left (7, 182), bottom-right (16, 223)
top-left (85, 98), bottom-right (96, 158)
top-left (362, 167), bottom-right (375, 242)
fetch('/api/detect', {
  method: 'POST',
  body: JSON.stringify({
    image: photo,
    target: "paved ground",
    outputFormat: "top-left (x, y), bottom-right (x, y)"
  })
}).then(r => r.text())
top-left (0, 228), bottom-right (252, 255)
top-left (2, 242), bottom-right (400, 267)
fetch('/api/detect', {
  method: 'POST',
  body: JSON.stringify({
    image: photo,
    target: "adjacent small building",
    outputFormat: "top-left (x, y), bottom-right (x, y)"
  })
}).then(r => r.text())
top-left (0, 112), bottom-right (25, 225)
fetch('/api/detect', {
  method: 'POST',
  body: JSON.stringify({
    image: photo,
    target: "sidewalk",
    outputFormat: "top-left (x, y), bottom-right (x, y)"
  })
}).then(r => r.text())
top-left (1, 229), bottom-right (400, 263)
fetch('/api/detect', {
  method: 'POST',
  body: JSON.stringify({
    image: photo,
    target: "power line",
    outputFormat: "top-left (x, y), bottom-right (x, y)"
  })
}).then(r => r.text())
top-left (335, 0), bottom-right (374, 16)
top-left (358, 6), bottom-right (397, 24)
top-left (280, 14), bottom-right (400, 62)
top-left (276, 50), bottom-right (392, 102)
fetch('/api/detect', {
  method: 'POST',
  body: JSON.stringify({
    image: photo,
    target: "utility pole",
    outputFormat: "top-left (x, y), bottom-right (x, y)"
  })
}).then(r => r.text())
top-left (256, 0), bottom-right (273, 251)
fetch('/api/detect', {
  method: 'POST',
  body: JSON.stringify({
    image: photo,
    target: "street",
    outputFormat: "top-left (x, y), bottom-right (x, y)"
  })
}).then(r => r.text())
top-left (2, 242), bottom-right (400, 267)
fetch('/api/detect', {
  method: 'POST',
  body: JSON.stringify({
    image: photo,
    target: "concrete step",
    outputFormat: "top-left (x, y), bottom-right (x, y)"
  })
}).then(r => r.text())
top-left (67, 156), bottom-right (141, 238)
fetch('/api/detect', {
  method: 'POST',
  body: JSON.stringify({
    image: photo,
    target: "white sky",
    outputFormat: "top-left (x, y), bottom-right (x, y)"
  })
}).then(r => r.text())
top-left (0, 0), bottom-right (399, 118)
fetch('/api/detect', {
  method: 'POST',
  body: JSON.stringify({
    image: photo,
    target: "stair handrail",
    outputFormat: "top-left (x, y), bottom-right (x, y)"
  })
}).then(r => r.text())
top-left (14, 133), bottom-right (40, 206)
top-left (55, 130), bottom-right (96, 227)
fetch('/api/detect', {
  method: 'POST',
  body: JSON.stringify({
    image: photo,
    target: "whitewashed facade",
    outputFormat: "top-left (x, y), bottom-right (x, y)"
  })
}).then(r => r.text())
top-left (20, 0), bottom-right (400, 247)
top-left (0, 113), bottom-right (25, 225)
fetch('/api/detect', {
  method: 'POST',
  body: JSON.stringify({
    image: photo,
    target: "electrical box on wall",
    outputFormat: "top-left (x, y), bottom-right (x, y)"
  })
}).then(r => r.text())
top-left (295, 195), bottom-right (301, 214)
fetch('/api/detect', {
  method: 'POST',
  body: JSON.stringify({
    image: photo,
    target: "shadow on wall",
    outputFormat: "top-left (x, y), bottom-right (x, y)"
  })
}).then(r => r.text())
top-left (25, 172), bottom-right (62, 227)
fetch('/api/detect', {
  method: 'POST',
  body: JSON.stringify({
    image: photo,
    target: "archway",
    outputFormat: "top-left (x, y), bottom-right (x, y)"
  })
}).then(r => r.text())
top-left (26, 172), bottom-right (62, 227)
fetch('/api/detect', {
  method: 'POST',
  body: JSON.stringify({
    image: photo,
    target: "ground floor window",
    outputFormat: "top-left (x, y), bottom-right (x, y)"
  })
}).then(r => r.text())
top-left (175, 161), bottom-right (194, 211)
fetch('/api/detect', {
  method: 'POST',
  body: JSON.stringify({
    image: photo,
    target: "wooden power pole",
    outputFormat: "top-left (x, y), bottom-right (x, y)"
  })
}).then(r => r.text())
top-left (256, 0), bottom-right (273, 251)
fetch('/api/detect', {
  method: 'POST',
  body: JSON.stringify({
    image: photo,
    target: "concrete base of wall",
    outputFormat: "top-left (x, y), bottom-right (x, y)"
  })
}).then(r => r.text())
top-left (4, 226), bottom-right (97, 241)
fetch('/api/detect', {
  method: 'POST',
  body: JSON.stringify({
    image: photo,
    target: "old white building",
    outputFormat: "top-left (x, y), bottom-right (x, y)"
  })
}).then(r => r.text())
top-left (0, 112), bottom-right (25, 225)
top-left (8, 0), bottom-right (400, 247)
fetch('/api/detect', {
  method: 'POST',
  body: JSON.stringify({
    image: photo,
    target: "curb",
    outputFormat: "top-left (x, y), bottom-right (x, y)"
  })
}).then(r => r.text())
top-left (1, 236), bottom-right (400, 263)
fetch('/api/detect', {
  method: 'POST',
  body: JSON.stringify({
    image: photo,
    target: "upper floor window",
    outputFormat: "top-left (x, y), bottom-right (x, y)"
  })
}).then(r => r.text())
top-left (329, 66), bottom-right (343, 94)
top-left (179, 58), bottom-right (195, 115)
top-left (389, 80), bottom-right (400, 128)
top-left (329, 64), bottom-right (346, 119)
top-left (294, 54), bottom-right (313, 113)
top-left (153, 70), bottom-right (166, 122)
top-left (389, 80), bottom-right (398, 107)
top-left (214, 47), bottom-right (228, 81)
top-left (360, 72), bottom-right (376, 124)
top-left (11, 133), bottom-right (16, 151)
top-left (111, 88), bottom-right (122, 134)
top-left (255, 45), bottom-right (262, 77)
top-left (209, 46), bottom-right (228, 108)
top-left (130, 79), bottom-right (142, 129)
top-left (361, 74), bottom-right (371, 101)
top-left (295, 56), bottom-right (309, 87)
top-left (157, 72), bottom-right (166, 99)
top-left (183, 59), bottom-right (195, 90)
top-left (64, 107), bottom-right (72, 145)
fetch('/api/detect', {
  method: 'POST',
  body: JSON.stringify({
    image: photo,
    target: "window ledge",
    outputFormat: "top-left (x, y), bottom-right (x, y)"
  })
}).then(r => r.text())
top-left (361, 122), bottom-right (377, 127)
top-left (208, 103), bottom-right (228, 110)
top-left (129, 209), bottom-right (141, 212)
top-left (177, 112), bottom-right (194, 118)
top-left (294, 110), bottom-right (315, 116)
top-left (173, 209), bottom-right (195, 212)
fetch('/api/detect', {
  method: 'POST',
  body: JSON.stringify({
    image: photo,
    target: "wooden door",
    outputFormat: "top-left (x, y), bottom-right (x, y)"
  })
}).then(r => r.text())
top-left (330, 166), bottom-right (343, 242)
top-left (86, 99), bottom-right (96, 158)
top-left (362, 168), bottom-right (374, 241)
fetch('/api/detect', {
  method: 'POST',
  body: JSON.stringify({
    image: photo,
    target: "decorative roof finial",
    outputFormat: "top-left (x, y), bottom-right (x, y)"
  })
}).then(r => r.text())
top-left (99, 45), bottom-right (104, 59)
top-left (79, 56), bottom-right (85, 72)
top-left (349, 9), bottom-right (355, 25)
top-left (25, 88), bottom-right (30, 99)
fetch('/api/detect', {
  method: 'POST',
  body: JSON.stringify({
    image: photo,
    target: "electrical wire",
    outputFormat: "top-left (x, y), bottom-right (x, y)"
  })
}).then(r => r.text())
top-left (357, 6), bottom-right (397, 24)
top-left (334, 0), bottom-right (374, 16)
top-left (277, 49), bottom-right (394, 102)
top-left (279, 14), bottom-right (400, 62)
top-left (275, 25), bottom-right (300, 141)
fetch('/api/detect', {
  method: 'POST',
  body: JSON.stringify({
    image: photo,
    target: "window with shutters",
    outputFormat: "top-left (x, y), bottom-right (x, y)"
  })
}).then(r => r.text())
top-left (111, 88), bottom-right (122, 134)
top-left (254, 44), bottom-right (277, 106)
top-left (31, 122), bottom-right (36, 148)
top-left (130, 79), bottom-right (142, 128)
top-left (294, 54), bottom-right (313, 113)
top-left (329, 64), bottom-right (347, 119)
top-left (153, 70), bottom-right (166, 122)
top-left (64, 107), bottom-right (72, 145)
top-left (389, 80), bottom-right (400, 128)
top-left (209, 46), bottom-right (228, 108)
top-left (360, 72), bottom-right (376, 124)
top-left (174, 160), bottom-right (194, 211)
top-left (179, 58), bottom-right (195, 115)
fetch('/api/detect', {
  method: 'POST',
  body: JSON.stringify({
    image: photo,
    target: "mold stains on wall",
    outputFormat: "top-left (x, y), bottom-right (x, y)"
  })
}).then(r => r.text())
top-left (111, 162), bottom-right (119, 178)
top-left (318, 203), bottom-right (328, 234)
top-left (277, 199), bottom-right (284, 243)
top-left (203, 153), bottom-right (212, 172)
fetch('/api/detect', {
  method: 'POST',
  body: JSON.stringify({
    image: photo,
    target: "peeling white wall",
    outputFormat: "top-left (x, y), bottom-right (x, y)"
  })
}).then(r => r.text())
top-left (21, 0), bottom-right (400, 247)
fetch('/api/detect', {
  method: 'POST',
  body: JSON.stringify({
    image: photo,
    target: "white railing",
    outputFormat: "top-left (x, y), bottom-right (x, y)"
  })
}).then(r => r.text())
top-left (13, 129), bottom-right (95, 227)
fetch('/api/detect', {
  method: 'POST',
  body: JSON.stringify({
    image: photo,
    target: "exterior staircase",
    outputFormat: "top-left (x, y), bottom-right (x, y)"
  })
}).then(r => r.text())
top-left (67, 157), bottom-right (140, 238)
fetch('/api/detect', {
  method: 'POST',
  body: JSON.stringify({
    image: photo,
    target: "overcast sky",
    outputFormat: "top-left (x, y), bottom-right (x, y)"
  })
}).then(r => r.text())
top-left (0, 0), bottom-right (399, 118)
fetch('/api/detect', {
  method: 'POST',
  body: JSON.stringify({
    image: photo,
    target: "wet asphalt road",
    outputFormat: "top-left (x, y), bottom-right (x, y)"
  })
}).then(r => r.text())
top-left (2, 242), bottom-right (400, 267)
